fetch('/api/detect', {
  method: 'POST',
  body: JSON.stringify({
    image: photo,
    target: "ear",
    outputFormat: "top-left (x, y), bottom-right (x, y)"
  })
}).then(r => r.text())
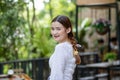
top-left (66, 27), bottom-right (71, 33)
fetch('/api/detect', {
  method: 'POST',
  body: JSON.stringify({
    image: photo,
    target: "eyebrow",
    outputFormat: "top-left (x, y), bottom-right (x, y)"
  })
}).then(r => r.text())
top-left (51, 26), bottom-right (61, 28)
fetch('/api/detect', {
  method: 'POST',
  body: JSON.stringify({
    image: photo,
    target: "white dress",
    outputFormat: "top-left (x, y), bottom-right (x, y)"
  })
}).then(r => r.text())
top-left (49, 42), bottom-right (76, 80)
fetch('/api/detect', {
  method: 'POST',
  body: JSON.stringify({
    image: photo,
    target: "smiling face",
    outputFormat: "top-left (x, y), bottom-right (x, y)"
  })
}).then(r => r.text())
top-left (51, 21), bottom-right (70, 43)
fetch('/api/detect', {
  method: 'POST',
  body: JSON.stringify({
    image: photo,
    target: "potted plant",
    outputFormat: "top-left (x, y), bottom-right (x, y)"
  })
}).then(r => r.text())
top-left (103, 52), bottom-right (117, 62)
top-left (78, 18), bottom-right (92, 49)
top-left (92, 18), bottom-right (111, 35)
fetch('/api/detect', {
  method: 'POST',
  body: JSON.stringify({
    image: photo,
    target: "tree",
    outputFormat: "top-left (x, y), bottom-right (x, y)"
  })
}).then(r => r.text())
top-left (0, 0), bottom-right (26, 61)
top-left (0, 0), bottom-right (76, 61)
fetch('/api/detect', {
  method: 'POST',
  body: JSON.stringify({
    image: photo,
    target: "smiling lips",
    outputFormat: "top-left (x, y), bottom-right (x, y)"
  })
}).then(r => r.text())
top-left (53, 35), bottom-right (59, 39)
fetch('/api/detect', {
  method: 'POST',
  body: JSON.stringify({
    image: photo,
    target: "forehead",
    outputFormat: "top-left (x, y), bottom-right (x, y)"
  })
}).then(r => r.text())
top-left (51, 21), bottom-right (64, 28)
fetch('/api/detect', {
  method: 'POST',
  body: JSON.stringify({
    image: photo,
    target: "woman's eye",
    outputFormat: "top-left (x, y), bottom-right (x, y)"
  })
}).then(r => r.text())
top-left (56, 27), bottom-right (61, 30)
top-left (51, 27), bottom-right (61, 31)
top-left (51, 27), bottom-right (54, 30)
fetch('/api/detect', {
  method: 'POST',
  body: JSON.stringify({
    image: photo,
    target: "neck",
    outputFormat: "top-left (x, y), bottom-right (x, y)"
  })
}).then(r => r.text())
top-left (59, 39), bottom-right (71, 44)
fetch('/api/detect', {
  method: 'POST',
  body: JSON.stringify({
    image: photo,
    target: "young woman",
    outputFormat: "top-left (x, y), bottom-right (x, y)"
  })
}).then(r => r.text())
top-left (49, 15), bottom-right (81, 80)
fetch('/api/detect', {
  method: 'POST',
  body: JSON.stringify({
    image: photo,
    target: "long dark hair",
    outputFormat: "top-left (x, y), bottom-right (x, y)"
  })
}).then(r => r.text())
top-left (51, 15), bottom-right (81, 64)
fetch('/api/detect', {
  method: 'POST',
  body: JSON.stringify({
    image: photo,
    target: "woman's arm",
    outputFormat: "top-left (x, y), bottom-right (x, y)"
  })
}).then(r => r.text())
top-left (50, 45), bottom-right (68, 80)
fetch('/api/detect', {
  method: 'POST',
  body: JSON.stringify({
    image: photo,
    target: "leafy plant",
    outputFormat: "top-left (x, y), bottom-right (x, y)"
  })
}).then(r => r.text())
top-left (104, 52), bottom-right (117, 61)
top-left (92, 18), bottom-right (111, 35)
top-left (78, 18), bottom-right (92, 48)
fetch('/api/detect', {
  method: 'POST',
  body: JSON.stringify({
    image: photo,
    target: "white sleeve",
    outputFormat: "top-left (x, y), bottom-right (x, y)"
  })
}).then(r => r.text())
top-left (50, 45), bottom-right (68, 80)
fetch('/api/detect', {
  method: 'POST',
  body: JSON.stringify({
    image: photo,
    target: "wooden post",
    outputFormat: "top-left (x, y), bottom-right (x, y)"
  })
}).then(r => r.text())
top-left (76, 0), bottom-right (116, 5)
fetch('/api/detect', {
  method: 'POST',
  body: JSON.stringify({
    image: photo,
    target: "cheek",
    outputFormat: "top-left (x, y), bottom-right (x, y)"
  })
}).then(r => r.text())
top-left (62, 30), bottom-right (67, 34)
top-left (60, 31), bottom-right (68, 37)
top-left (60, 29), bottom-right (67, 34)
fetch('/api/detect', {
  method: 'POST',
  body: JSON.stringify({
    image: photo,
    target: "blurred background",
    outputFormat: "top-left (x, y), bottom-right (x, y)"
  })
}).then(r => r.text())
top-left (0, 0), bottom-right (120, 80)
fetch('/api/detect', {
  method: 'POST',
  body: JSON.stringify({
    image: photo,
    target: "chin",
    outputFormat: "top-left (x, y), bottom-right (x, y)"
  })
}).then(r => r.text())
top-left (54, 39), bottom-right (61, 43)
top-left (54, 39), bottom-right (59, 42)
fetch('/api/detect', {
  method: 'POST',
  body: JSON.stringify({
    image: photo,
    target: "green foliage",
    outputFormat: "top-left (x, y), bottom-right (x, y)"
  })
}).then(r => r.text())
top-left (78, 18), bottom-right (92, 48)
top-left (31, 26), bottom-right (56, 58)
top-left (44, 0), bottom-right (75, 21)
top-left (81, 18), bottom-right (92, 28)
top-left (0, 0), bottom-right (76, 61)
top-left (0, 0), bottom-right (26, 61)
top-left (104, 52), bottom-right (117, 61)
